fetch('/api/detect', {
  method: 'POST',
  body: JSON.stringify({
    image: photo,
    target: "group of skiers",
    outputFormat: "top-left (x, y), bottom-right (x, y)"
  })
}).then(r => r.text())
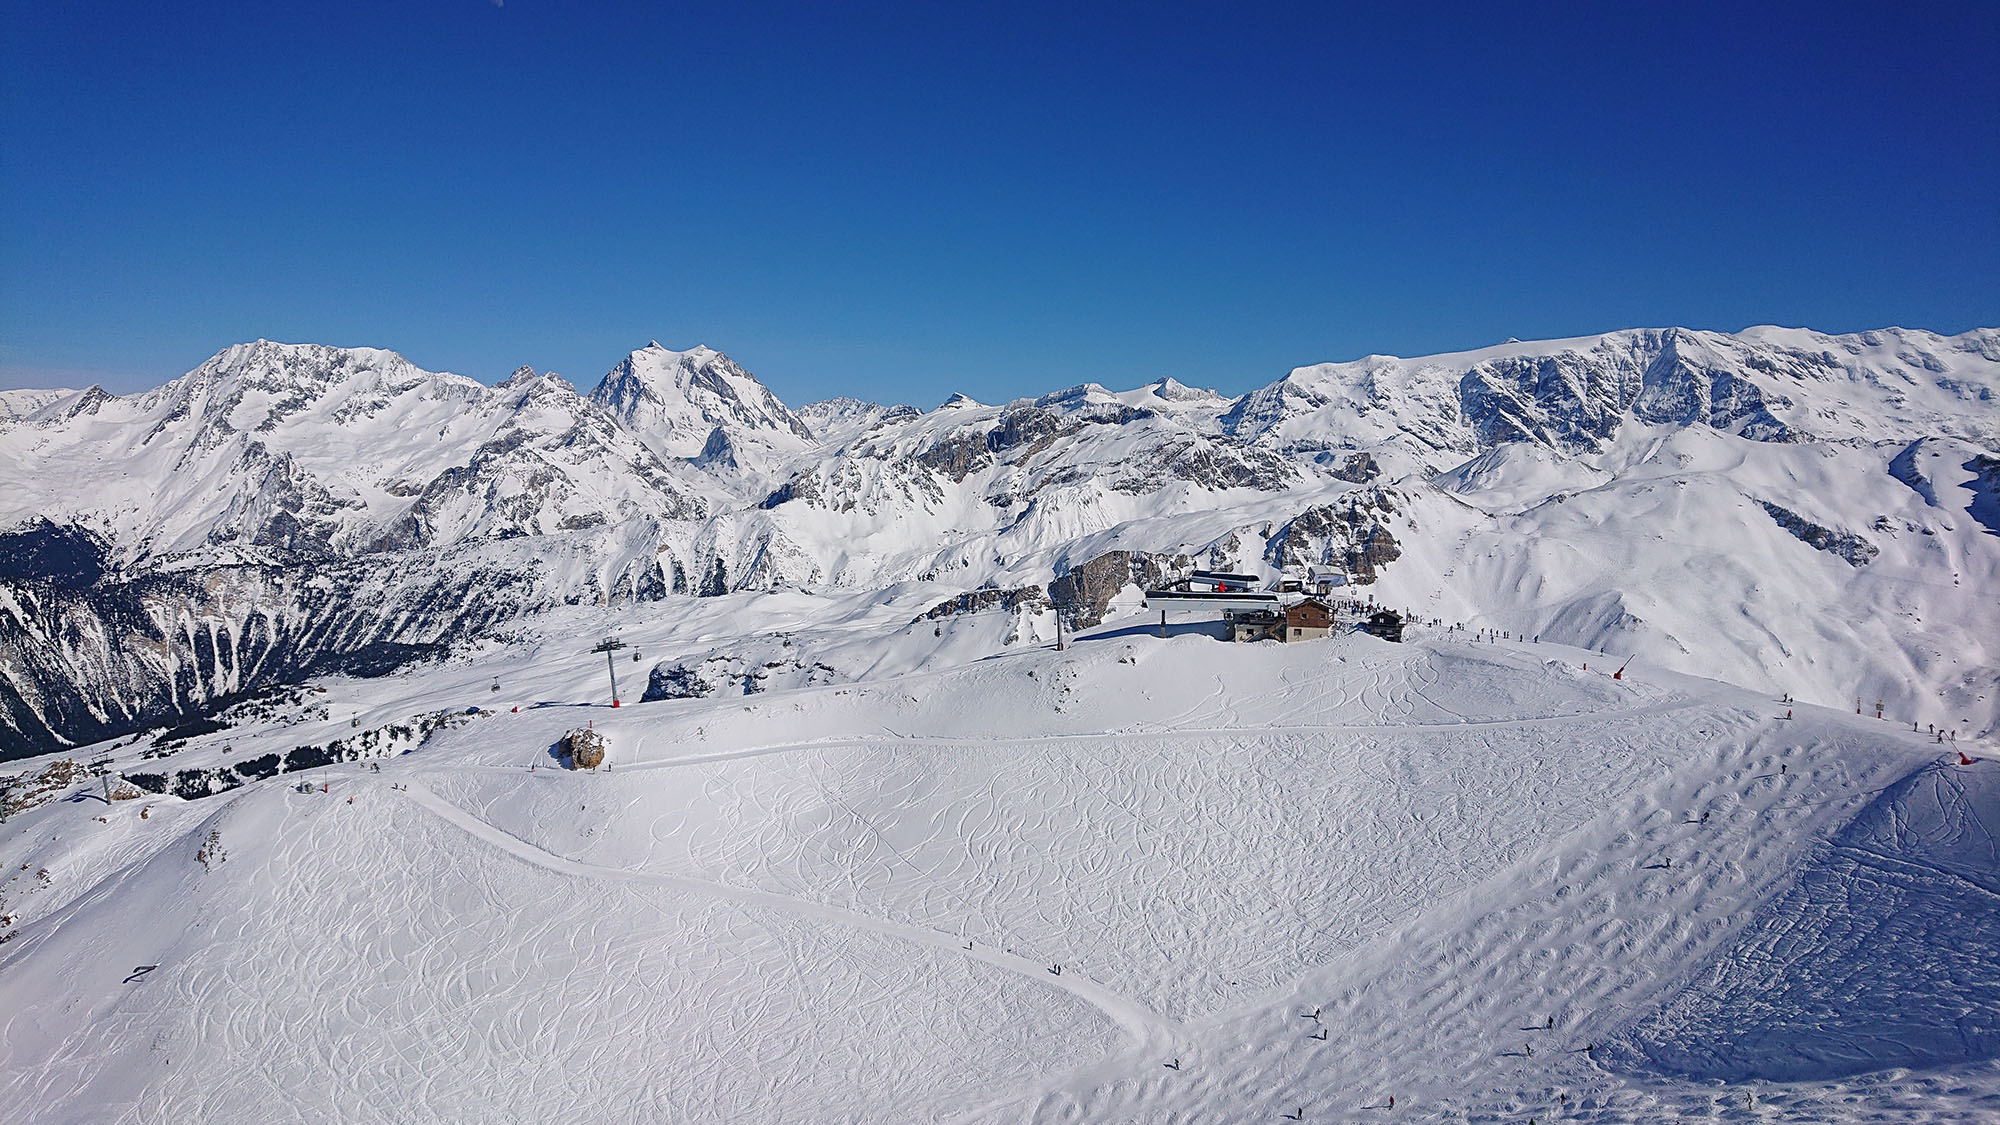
top-left (1440, 622), bottom-right (1544, 645)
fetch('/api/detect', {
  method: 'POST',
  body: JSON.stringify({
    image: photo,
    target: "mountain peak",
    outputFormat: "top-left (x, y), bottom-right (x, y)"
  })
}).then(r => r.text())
top-left (589, 342), bottom-right (812, 460)
top-left (1146, 377), bottom-right (1220, 403)
top-left (634, 341), bottom-right (718, 361)
top-left (147, 342), bottom-right (485, 439)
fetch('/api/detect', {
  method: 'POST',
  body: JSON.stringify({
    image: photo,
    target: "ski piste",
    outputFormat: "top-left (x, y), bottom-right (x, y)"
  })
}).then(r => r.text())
top-left (1, 615), bottom-right (1994, 1121)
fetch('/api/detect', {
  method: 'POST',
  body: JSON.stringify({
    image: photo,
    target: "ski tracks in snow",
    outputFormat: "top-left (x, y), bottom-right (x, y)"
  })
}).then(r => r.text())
top-left (396, 781), bottom-right (1179, 1052)
top-left (591, 693), bottom-right (1705, 779)
top-left (1009, 720), bottom-right (1955, 1121)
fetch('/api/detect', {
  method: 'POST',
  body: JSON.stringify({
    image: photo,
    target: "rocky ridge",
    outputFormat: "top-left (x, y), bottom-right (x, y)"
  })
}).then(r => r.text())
top-left (2, 324), bottom-right (1997, 754)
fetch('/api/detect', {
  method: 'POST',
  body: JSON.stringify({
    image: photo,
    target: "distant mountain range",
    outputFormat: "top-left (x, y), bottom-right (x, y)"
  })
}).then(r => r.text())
top-left (3, 326), bottom-right (1996, 755)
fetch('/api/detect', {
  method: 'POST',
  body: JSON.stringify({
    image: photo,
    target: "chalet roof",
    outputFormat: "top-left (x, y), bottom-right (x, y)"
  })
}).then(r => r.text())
top-left (1286, 598), bottom-right (1333, 625)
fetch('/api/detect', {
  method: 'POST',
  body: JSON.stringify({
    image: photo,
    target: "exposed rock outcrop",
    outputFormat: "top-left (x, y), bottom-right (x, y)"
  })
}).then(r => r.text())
top-left (125, 710), bottom-right (463, 799)
top-left (560, 727), bottom-right (606, 770)
top-left (0, 759), bottom-right (89, 817)
top-left (920, 587), bottom-right (1052, 621)
top-left (1757, 501), bottom-right (1879, 567)
top-left (1050, 551), bottom-right (1194, 629)
top-left (1265, 489), bottom-right (1405, 584)
top-left (641, 652), bottom-right (842, 702)
top-left (1966, 453), bottom-right (2000, 536)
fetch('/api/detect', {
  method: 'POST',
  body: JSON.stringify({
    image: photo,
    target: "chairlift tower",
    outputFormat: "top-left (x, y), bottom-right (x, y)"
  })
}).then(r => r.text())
top-left (591, 638), bottom-right (628, 707)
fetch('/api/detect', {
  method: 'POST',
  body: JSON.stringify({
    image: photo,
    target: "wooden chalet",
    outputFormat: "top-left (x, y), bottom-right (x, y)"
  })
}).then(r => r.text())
top-left (1284, 597), bottom-right (1334, 642)
top-left (1361, 609), bottom-right (1404, 642)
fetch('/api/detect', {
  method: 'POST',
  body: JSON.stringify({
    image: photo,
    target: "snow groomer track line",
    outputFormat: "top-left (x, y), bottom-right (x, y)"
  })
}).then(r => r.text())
top-left (397, 782), bottom-right (1180, 1047)
top-left (560, 697), bottom-right (1709, 776)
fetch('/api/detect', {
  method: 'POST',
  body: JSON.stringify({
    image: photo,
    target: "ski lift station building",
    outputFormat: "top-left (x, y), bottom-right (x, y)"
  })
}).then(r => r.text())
top-left (1144, 567), bottom-right (1351, 643)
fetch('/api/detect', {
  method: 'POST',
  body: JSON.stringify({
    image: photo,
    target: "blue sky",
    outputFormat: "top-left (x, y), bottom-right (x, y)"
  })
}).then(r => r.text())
top-left (3, 2), bottom-right (1995, 407)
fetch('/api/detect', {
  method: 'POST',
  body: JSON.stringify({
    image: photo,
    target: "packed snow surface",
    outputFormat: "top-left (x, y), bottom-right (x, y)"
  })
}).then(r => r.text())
top-left (2, 607), bottom-right (1994, 1122)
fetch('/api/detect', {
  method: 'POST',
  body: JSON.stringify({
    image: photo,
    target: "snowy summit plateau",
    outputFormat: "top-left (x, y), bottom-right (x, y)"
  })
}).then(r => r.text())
top-left (1, 324), bottom-right (1998, 1120)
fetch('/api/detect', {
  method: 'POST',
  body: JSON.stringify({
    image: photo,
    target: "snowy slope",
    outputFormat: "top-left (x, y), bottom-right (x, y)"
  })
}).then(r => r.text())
top-left (1378, 424), bottom-right (2000, 738)
top-left (0, 388), bottom-right (76, 421)
top-left (2, 325), bottom-right (1997, 758)
top-left (0, 613), bottom-right (1993, 1121)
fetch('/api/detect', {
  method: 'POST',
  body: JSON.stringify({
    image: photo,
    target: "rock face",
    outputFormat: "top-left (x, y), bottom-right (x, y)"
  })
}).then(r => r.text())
top-left (1966, 453), bottom-right (2000, 536)
top-left (1050, 551), bottom-right (1194, 628)
top-left (0, 519), bottom-right (111, 587)
top-left (560, 727), bottom-right (606, 770)
top-left (0, 551), bottom-right (531, 754)
top-left (1264, 489), bottom-right (1405, 584)
top-left (914, 432), bottom-right (991, 482)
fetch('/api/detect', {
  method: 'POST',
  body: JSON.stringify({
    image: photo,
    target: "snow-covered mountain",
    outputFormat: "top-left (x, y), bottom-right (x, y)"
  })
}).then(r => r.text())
top-left (796, 396), bottom-right (919, 444)
top-left (1225, 326), bottom-right (2000, 460)
top-left (0, 388), bottom-right (74, 422)
top-left (3, 324), bottom-right (1999, 1121)
top-left (2, 325), bottom-right (1997, 756)
top-left (0, 340), bottom-right (714, 567)
top-left (588, 342), bottom-right (815, 487)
